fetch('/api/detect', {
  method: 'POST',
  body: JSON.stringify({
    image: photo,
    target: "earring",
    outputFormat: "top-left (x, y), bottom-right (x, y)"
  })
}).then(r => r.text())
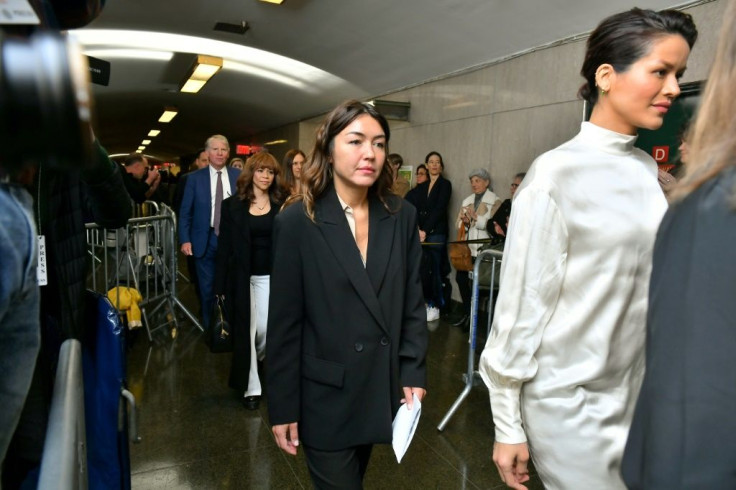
top-left (600, 88), bottom-right (607, 95)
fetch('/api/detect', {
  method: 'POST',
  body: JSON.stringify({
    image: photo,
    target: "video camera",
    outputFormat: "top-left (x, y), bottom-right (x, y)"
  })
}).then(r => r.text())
top-left (0, 0), bottom-right (105, 173)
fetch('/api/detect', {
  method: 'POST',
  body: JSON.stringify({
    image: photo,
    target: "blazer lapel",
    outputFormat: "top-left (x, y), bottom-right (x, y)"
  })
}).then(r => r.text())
top-left (366, 196), bottom-right (395, 296)
top-left (316, 188), bottom-right (388, 333)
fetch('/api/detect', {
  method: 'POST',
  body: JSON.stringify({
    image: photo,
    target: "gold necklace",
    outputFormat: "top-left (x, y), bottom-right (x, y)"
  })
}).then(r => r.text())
top-left (252, 198), bottom-right (268, 211)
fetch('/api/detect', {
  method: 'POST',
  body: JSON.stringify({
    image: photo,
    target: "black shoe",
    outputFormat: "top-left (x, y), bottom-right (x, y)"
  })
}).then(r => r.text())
top-left (242, 396), bottom-right (260, 410)
top-left (450, 314), bottom-right (469, 327)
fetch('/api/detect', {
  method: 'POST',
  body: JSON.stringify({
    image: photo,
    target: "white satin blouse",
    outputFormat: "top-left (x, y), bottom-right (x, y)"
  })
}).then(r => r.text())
top-left (479, 122), bottom-right (667, 489)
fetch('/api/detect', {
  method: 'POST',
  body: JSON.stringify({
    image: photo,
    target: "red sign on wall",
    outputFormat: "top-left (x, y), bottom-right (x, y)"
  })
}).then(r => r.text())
top-left (651, 145), bottom-right (670, 163)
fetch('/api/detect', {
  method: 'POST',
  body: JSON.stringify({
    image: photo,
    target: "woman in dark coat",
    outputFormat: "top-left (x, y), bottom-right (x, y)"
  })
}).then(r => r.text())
top-left (404, 151), bottom-right (452, 321)
top-left (623, 3), bottom-right (736, 487)
top-left (214, 152), bottom-right (284, 410)
top-left (266, 100), bottom-right (427, 488)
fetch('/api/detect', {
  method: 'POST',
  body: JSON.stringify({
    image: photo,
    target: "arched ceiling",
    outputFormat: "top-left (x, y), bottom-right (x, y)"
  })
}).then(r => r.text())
top-left (72, 0), bottom-right (694, 161)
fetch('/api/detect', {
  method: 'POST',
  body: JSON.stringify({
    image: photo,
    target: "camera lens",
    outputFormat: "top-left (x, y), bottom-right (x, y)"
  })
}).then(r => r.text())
top-left (0, 31), bottom-right (92, 170)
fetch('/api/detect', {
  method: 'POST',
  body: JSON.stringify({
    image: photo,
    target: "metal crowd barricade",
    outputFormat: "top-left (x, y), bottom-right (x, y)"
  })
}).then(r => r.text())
top-left (86, 202), bottom-right (201, 341)
top-left (38, 339), bottom-right (88, 490)
top-left (437, 248), bottom-right (503, 431)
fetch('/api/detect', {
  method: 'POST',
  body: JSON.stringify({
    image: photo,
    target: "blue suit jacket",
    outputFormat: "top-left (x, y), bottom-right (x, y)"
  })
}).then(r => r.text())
top-left (178, 166), bottom-right (239, 257)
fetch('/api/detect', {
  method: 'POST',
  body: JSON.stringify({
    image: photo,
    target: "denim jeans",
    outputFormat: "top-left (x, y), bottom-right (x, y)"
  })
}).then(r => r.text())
top-left (0, 183), bottom-right (40, 462)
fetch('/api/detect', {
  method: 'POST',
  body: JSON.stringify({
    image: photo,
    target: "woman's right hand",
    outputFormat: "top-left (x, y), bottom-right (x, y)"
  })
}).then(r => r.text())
top-left (272, 422), bottom-right (300, 455)
top-left (419, 229), bottom-right (427, 242)
top-left (493, 441), bottom-right (530, 489)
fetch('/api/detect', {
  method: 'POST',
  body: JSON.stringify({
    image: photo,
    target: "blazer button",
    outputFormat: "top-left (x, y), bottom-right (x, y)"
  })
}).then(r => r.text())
top-left (380, 337), bottom-right (389, 346)
top-left (354, 342), bottom-right (364, 352)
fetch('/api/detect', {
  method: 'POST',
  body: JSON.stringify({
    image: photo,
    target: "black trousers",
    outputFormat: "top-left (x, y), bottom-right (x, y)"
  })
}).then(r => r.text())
top-left (303, 444), bottom-right (373, 490)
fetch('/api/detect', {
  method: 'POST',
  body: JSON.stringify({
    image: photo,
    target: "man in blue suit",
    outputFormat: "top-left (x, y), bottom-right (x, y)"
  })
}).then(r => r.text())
top-left (179, 135), bottom-right (240, 328)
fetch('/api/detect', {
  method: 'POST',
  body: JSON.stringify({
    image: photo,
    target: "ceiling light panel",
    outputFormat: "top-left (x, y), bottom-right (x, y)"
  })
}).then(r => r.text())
top-left (68, 30), bottom-right (347, 92)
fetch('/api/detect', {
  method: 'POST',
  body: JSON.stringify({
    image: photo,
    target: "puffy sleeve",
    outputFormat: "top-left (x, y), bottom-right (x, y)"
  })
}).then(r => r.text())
top-left (478, 184), bottom-right (568, 444)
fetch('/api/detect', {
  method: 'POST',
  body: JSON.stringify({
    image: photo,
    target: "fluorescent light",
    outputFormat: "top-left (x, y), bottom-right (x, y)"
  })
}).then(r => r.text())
top-left (148, 130), bottom-right (160, 137)
top-left (136, 150), bottom-right (143, 153)
top-left (260, 0), bottom-right (285, 3)
top-left (180, 79), bottom-right (206, 93)
top-left (158, 107), bottom-right (178, 123)
top-left (83, 49), bottom-right (173, 61)
top-left (265, 139), bottom-right (288, 145)
top-left (141, 139), bottom-right (151, 145)
top-left (68, 30), bottom-right (346, 91)
top-left (180, 55), bottom-right (223, 94)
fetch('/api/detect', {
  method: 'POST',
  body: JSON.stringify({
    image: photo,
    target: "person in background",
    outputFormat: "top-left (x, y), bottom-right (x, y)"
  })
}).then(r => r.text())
top-left (414, 164), bottom-right (429, 186)
top-left (405, 151), bottom-right (452, 322)
top-left (282, 149), bottom-right (306, 197)
top-left (622, 1), bottom-right (736, 486)
top-left (121, 154), bottom-right (161, 204)
top-left (4, 137), bottom-right (132, 488)
top-left (0, 179), bottom-right (38, 465)
top-left (404, 164), bottom-right (428, 202)
top-left (229, 157), bottom-right (245, 171)
top-left (658, 121), bottom-right (690, 199)
top-left (388, 153), bottom-right (410, 197)
top-left (266, 100), bottom-right (427, 488)
top-left (173, 148), bottom-right (209, 214)
top-left (173, 148), bottom-right (210, 302)
top-left (479, 8), bottom-right (696, 490)
top-left (490, 172), bottom-right (526, 240)
top-left (452, 168), bottom-right (501, 328)
top-left (215, 152), bottom-right (285, 410)
top-left (179, 135), bottom-right (239, 330)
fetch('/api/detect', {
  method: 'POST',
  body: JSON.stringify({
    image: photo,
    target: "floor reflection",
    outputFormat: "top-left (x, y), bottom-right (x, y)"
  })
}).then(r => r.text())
top-left (128, 281), bottom-right (544, 489)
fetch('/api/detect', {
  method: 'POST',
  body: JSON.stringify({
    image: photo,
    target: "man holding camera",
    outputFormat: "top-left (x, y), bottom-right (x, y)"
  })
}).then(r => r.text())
top-left (121, 153), bottom-right (161, 204)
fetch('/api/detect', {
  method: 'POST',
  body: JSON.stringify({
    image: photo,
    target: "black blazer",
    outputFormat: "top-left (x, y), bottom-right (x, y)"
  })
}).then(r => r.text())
top-left (266, 187), bottom-right (427, 451)
top-left (406, 175), bottom-right (452, 235)
top-left (622, 168), bottom-right (736, 489)
top-left (214, 195), bottom-right (279, 392)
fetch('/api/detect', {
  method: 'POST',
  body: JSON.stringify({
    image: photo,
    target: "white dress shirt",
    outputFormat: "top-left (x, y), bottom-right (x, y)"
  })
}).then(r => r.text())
top-left (209, 165), bottom-right (232, 227)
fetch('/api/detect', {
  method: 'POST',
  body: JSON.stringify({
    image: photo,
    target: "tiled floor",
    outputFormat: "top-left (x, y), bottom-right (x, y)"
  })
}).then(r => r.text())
top-left (127, 281), bottom-right (544, 489)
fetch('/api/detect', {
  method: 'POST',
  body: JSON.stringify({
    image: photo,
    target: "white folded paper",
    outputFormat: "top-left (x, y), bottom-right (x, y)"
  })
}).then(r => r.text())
top-left (391, 393), bottom-right (422, 463)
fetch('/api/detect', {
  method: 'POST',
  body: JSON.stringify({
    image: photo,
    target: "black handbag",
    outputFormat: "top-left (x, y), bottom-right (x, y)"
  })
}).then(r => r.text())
top-left (207, 295), bottom-right (232, 353)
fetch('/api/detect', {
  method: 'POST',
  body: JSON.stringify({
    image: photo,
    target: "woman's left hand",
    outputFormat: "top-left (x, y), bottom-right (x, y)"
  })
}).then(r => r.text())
top-left (401, 387), bottom-right (426, 410)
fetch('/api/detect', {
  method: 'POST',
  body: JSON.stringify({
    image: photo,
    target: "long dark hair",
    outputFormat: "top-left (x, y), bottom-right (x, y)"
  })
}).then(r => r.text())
top-left (579, 8), bottom-right (697, 106)
top-left (282, 149), bottom-right (305, 193)
top-left (297, 100), bottom-right (394, 221)
top-left (236, 151), bottom-right (285, 204)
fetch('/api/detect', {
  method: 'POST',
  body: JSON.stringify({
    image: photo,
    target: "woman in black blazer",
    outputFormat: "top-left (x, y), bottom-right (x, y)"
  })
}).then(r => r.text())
top-left (405, 151), bottom-right (452, 321)
top-left (266, 100), bottom-right (427, 488)
top-left (214, 152), bottom-right (284, 410)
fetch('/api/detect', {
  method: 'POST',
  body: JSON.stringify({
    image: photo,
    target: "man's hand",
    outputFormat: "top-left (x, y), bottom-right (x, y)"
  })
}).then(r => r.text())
top-left (181, 242), bottom-right (193, 256)
top-left (493, 441), bottom-right (530, 489)
top-left (272, 422), bottom-right (300, 455)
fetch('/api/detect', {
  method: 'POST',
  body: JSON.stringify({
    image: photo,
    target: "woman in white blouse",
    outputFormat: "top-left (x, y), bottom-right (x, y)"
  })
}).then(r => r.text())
top-left (479, 8), bottom-right (697, 490)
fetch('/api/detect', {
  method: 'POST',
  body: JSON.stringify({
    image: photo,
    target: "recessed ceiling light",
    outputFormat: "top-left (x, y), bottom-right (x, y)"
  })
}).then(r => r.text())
top-left (180, 55), bottom-right (223, 94)
top-left (259, 0), bottom-right (285, 4)
top-left (158, 107), bottom-right (178, 123)
top-left (148, 130), bottom-right (161, 137)
top-left (142, 139), bottom-right (152, 145)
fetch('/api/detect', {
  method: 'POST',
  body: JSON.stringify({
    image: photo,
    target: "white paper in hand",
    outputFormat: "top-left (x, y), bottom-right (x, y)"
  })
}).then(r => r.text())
top-left (392, 393), bottom-right (422, 463)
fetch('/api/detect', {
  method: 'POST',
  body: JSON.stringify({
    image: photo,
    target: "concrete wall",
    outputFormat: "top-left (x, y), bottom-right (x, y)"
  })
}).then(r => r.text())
top-left (250, 0), bottom-right (725, 298)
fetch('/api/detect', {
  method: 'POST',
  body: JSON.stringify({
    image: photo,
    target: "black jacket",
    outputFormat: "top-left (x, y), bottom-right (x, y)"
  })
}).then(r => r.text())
top-left (266, 188), bottom-right (427, 450)
top-left (214, 195), bottom-right (280, 392)
top-left (622, 167), bottom-right (736, 489)
top-left (34, 140), bottom-right (132, 340)
top-left (405, 175), bottom-right (452, 235)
